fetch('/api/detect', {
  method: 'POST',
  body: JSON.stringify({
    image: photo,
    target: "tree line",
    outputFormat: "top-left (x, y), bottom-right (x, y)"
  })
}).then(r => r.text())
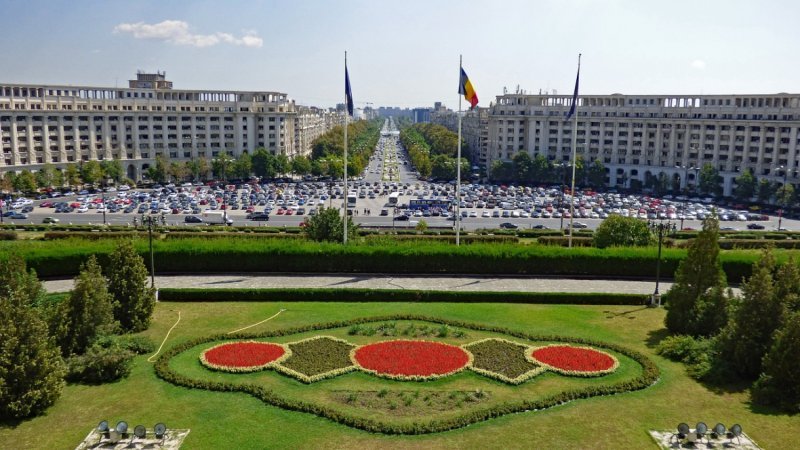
top-left (490, 153), bottom-right (606, 188)
top-left (0, 241), bottom-right (156, 419)
top-left (399, 123), bottom-right (469, 181)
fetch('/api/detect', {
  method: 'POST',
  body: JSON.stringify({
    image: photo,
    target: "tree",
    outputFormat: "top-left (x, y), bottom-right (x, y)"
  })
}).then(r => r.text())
top-left (717, 249), bottom-right (790, 379)
top-left (751, 311), bottom-right (800, 411)
top-left (775, 183), bottom-right (795, 210)
top-left (587, 159), bottom-right (606, 188)
top-left (252, 148), bottom-right (277, 179)
top-left (665, 215), bottom-right (730, 336)
top-left (168, 161), bottom-right (188, 183)
top-left (35, 164), bottom-right (57, 189)
top-left (0, 172), bottom-right (14, 193)
top-left (275, 154), bottom-right (290, 176)
top-left (654, 172), bottom-right (670, 196)
top-left (490, 160), bottom-right (514, 182)
top-left (12, 170), bottom-right (37, 193)
top-left (64, 163), bottom-right (82, 188)
top-left (101, 160), bottom-right (124, 183)
top-left (147, 154), bottom-right (169, 183)
top-left (698, 163), bottom-right (722, 196)
top-left (0, 254), bottom-right (66, 419)
top-left (531, 155), bottom-right (553, 184)
top-left (232, 153), bottom-right (252, 180)
top-left (52, 256), bottom-right (117, 357)
top-left (212, 153), bottom-right (234, 181)
top-left (291, 155), bottom-right (312, 176)
top-left (593, 215), bottom-right (653, 248)
top-left (733, 170), bottom-right (756, 202)
top-left (757, 178), bottom-right (775, 204)
top-left (512, 152), bottom-right (533, 184)
top-left (106, 240), bottom-right (156, 332)
top-left (302, 206), bottom-right (358, 242)
top-left (80, 160), bottom-right (104, 186)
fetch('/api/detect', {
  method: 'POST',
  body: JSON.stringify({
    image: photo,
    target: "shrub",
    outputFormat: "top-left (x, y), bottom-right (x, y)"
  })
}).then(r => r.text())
top-left (0, 231), bottom-right (17, 240)
top-left (303, 206), bottom-right (358, 242)
top-left (593, 216), bottom-right (653, 248)
top-left (102, 334), bottom-right (156, 355)
top-left (65, 342), bottom-right (134, 384)
top-left (536, 236), bottom-right (593, 247)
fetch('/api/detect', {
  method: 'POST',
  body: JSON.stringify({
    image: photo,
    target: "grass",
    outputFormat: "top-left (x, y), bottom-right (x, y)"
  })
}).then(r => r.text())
top-left (0, 301), bottom-right (796, 449)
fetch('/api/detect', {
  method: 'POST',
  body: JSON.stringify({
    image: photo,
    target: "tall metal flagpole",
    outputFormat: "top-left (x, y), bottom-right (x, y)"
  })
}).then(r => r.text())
top-left (343, 51), bottom-right (349, 245)
top-left (456, 55), bottom-right (463, 246)
top-left (568, 53), bottom-right (581, 249)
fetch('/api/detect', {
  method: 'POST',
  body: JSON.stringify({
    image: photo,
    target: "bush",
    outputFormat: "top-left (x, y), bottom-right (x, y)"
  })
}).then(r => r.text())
top-left (65, 343), bottom-right (134, 384)
top-left (536, 236), bottom-right (594, 247)
top-left (593, 216), bottom-right (653, 248)
top-left (99, 334), bottom-right (156, 355)
top-left (0, 231), bottom-right (17, 240)
top-left (752, 311), bottom-right (800, 412)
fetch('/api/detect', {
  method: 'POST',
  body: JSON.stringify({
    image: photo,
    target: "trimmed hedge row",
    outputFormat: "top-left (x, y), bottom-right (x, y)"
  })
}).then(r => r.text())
top-left (43, 231), bottom-right (151, 240)
top-left (157, 288), bottom-right (649, 305)
top-left (718, 239), bottom-right (800, 250)
top-left (1, 238), bottom-right (760, 282)
top-left (363, 235), bottom-right (519, 244)
top-left (0, 231), bottom-right (17, 240)
top-left (154, 314), bottom-right (660, 434)
top-left (536, 236), bottom-right (594, 247)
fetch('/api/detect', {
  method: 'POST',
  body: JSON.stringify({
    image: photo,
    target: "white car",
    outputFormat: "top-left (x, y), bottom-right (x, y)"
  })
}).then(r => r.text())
top-left (481, 211), bottom-right (490, 218)
top-left (76, 206), bottom-right (89, 213)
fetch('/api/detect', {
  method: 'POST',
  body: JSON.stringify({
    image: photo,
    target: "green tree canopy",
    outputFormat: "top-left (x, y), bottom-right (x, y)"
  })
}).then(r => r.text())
top-left (106, 240), bottom-right (156, 332)
top-left (302, 206), bottom-right (358, 242)
top-left (733, 170), bottom-right (756, 202)
top-left (592, 215), bottom-right (653, 248)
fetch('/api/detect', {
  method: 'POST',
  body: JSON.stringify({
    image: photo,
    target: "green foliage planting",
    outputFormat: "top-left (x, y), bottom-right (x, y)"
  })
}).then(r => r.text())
top-left (155, 314), bottom-right (659, 434)
top-left (348, 322), bottom-right (467, 338)
top-left (536, 236), bottom-right (594, 247)
top-left (276, 336), bottom-right (356, 383)
top-left (656, 335), bottom-right (714, 380)
top-left (0, 231), bottom-right (17, 241)
top-left (593, 215), bottom-right (654, 248)
top-left (0, 255), bottom-right (66, 419)
top-left (52, 255), bottom-right (118, 357)
top-left (464, 338), bottom-right (543, 384)
top-left (106, 240), bottom-right (156, 332)
top-left (665, 217), bottom-right (731, 337)
top-left (158, 288), bottom-right (649, 305)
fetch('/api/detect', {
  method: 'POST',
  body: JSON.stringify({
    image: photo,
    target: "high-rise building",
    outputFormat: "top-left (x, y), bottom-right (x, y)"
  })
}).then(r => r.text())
top-left (488, 93), bottom-right (800, 196)
top-left (0, 73), bottom-right (342, 181)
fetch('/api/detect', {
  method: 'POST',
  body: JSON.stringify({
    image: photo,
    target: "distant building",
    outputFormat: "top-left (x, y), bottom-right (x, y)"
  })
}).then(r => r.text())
top-left (0, 72), bottom-right (343, 180)
top-left (412, 108), bottom-right (431, 123)
top-left (430, 106), bottom-right (488, 168)
top-left (488, 93), bottom-right (800, 195)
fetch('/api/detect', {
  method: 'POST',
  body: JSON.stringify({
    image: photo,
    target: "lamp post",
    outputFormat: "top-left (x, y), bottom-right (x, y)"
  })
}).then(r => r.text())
top-left (676, 164), bottom-right (697, 231)
top-left (101, 191), bottom-right (107, 225)
top-left (141, 213), bottom-right (157, 289)
top-left (777, 165), bottom-right (795, 231)
top-left (648, 219), bottom-right (675, 307)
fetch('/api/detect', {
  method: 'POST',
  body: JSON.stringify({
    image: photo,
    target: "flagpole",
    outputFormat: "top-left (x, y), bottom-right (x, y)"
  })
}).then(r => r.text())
top-left (456, 55), bottom-right (463, 246)
top-left (343, 51), bottom-right (349, 245)
top-left (568, 53), bottom-right (581, 249)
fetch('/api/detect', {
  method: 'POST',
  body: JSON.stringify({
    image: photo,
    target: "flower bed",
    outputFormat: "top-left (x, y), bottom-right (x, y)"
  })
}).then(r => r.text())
top-left (464, 338), bottom-right (545, 384)
top-left (200, 341), bottom-right (289, 373)
top-left (274, 336), bottom-right (357, 383)
top-left (351, 340), bottom-right (472, 381)
top-left (528, 344), bottom-right (618, 376)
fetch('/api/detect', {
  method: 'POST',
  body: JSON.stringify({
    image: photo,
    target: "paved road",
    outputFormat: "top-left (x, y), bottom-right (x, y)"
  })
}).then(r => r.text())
top-left (43, 273), bottom-right (674, 295)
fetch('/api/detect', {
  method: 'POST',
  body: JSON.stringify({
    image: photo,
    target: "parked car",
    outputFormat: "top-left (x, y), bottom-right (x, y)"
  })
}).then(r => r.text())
top-left (499, 222), bottom-right (518, 229)
top-left (747, 223), bottom-right (765, 230)
top-left (394, 214), bottom-right (410, 221)
top-left (249, 213), bottom-right (270, 221)
top-left (9, 212), bottom-right (28, 220)
top-left (184, 215), bottom-right (203, 224)
top-left (42, 217), bottom-right (59, 224)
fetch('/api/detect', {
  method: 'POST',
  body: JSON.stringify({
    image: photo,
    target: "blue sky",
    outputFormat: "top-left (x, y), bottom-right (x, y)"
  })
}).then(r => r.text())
top-left (2, 0), bottom-right (798, 109)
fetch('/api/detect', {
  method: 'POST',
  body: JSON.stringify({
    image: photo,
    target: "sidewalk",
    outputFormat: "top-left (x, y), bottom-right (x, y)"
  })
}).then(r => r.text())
top-left (43, 274), bottom-right (673, 295)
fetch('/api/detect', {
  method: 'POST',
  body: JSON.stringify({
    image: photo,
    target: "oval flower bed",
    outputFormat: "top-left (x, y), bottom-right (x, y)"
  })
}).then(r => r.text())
top-left (527, 344), bottom-right (618, 376)
top-left (200, 341), bottom-right (289, 373)
top-left (351, 340), bottom-right (473, 380)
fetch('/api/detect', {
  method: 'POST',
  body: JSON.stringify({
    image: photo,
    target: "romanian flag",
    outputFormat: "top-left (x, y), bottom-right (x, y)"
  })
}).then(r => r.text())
top-left (459, 67), bottom-right (478, 109)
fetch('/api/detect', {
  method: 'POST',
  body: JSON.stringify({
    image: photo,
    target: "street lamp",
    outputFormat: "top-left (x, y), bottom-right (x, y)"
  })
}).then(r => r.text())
top-left (777, 165), bottom-right (796, 231)
top-left (648, 219), bottom-right (675, 307)
top-left (101, 191), bottom-right (107, 225)
top-left (140, 213), bottom-right (157, 289)
top-left (675, 164), bottom-right (698, 230)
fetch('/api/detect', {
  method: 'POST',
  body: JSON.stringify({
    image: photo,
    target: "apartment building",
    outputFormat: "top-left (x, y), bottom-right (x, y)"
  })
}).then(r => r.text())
top-left (294, 106), bottom-right (344, 157)
top-left (488, 93), bottom-right (800, 196)
top-left (430, 107), bottom-right (489, 168)
top-left (0, 72), bottom-right (338, 181)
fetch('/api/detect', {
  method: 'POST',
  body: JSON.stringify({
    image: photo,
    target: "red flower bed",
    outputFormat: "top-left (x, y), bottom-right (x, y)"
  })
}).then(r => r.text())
top-left (201, 341), bottom-right (287, 372)
top-left (529, 345), bottom-right (617, 375)
top-left (352, 340), bottom-right (471, 380)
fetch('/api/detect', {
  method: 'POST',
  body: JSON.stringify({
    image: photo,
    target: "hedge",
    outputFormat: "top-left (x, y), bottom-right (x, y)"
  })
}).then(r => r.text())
top-left (0, 231), bottom-right (17, 241)
top-left (536, 236), bottom-right (594, 247)
top-left (717, 239), bottom-right (800, 250)
top-left (154, 314), bottom-right (660, 434)
top-left (157, 288), bottom-right (649, 305)
top-left (363, 235), bottom-right (519, 244)
top-left (0, 238), bottom-right (760, 282)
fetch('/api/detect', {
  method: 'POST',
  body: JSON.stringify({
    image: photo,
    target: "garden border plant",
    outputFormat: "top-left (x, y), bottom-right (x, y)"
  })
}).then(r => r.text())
top-left (155, 314), bottom-right (659, 434)
top-left (463, 338), bottom-right (547, 385)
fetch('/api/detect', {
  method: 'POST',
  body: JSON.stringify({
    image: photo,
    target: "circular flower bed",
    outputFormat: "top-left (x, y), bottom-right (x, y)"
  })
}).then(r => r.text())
top-left (528, 345), bottom-right (618, 376)
top-left (201, 341), bottom-right (289, 373)
top-left (351, 340), bottom-right (472, 380)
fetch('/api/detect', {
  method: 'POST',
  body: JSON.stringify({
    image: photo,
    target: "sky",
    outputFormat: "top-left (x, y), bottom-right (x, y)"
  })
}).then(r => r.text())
top-left (2, 0), bottom-right (798, 109)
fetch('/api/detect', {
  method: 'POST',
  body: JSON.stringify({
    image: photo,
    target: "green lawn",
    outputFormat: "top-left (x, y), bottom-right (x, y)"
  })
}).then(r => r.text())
top-left (1, 301), bottom-right (796, 449)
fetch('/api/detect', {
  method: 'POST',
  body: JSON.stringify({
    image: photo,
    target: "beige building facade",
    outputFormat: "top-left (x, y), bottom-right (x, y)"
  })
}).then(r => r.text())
top-left (488, 93), bottom-right (800, 196)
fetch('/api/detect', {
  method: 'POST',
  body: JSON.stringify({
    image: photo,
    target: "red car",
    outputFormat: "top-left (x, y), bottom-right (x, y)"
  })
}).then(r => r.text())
top-left (40, 201), bottom-right (54, 208)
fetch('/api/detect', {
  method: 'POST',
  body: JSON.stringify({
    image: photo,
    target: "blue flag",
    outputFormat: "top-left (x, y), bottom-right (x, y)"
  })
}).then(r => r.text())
top-left (345, 65), bottom-right (354, 117)
top-left (565, 60), bottom-right (580, 121)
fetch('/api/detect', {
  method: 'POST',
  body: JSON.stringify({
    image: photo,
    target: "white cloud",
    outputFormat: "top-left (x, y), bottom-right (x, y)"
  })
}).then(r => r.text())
top-left (690, 59), bottom-right (706, 70)
top-left (113, 20), bottom-right (263, 48)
